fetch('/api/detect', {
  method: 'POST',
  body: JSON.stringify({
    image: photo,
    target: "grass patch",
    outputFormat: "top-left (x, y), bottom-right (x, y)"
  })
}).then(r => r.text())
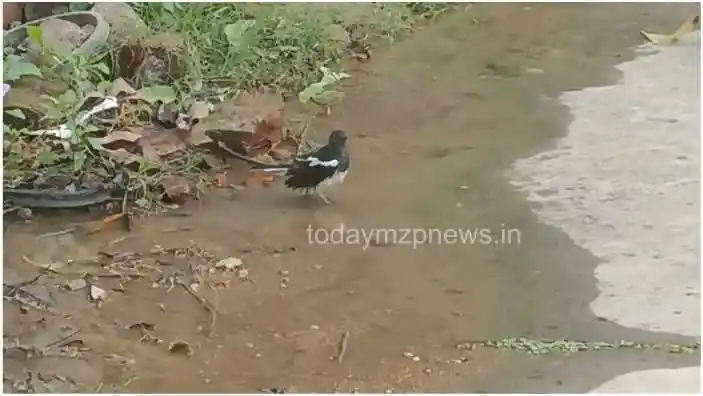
top-left (3, 3), bottom-right (453, 215)
top-left (132, 3), bottom-right (443, 93)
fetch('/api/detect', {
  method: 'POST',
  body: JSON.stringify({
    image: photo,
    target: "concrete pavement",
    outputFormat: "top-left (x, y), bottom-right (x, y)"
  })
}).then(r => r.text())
top-left (510, 29), bottom-right (700, 393)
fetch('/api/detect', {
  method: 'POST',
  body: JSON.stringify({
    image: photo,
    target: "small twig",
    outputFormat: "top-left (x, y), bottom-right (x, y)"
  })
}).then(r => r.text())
top-left (216, 141), bottom-right (274, 167)
top-left (94, 382), bottom-right (104, 393)
top-left (162, 227), bottom-right (192, 233)
top-left (44, 328), bottom-right (81, 349)
top-left (175, 278), bottom-right (218, 338)
top-left (108, 235), bottom-right (130, 246)
top-left (92, 272), bottom-right (147, 279)
top-left (36, 227), bottom-right (76, 240)
top-left (334, 330), bottom-right (350, 364)
top-left (121, 190), bottom-right (128, 214)
top-left (22, 256), bottom-right (60, 274)
top-left (3, 206), bottom-right (20, 215)
top-left (4, 273), bottom-right (43, 291)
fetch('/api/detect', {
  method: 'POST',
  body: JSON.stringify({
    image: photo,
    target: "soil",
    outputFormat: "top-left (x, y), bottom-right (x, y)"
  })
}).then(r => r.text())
top-left (3, 3), bottom-right (698, 393)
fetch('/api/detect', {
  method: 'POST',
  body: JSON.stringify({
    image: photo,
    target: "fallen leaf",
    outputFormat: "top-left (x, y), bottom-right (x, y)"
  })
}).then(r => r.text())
top-left (93, 130), bottom-right (143, 147)
top-left (138, 140), bottom-right (163, 164)
top-left (186, 124), bottom-right (214, 147)
top-left (155, 102), bottom-right (179, 127)
top-left (188, 100), bottom-right (212, 121)
top-left (213, 172), bottom-right (228, 187)
top-left (126, 322), bottom-right (156, 331)
top-left (224, 20), bottom-right (256, 49)
top-left (105, 148), bottom-right (140, 166)
top-left (5, 108), bottom-right (26, 119)
top-left (160, 175), bottom-right (194, 203)
top-left (269, 138), bottom-right (298, 161)
top-left (110, 78), bottom-right (137, 97)
top-left (90, 285), bottom-right (106, 302)
top-left (641, 15), bottom-right (699, 45)
top-left (201, 153), bottom-right (223, 170)
top-left (215, 257), bottom-right (243, 271)
top-left (244, 114), bottom-right (284, 156)
top-left (104, 353), bottom-right (135, 366)
top-left (168, 340), bottom-right (194, 356)
top-left (65, 278), bottom-right (87, 291)
top-left (133, 126), bottom-right (187, 159)
top-left (135, 85), bottom-right (177, 105)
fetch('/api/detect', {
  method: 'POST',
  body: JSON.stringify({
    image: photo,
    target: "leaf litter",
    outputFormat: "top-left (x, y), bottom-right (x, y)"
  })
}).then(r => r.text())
top-left (5, 72), bottom-right (312, 215)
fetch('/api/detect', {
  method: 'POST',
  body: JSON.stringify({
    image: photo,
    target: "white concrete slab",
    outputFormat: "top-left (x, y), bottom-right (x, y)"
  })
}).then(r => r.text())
top-left (508, 31), bottom-right (701, 392)
top-left (588, 367), bottom-right (700, 393)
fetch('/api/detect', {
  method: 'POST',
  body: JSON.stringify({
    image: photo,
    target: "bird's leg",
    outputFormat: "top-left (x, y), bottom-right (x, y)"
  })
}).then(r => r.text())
top-left (316, 190), bottom-right (332, 205)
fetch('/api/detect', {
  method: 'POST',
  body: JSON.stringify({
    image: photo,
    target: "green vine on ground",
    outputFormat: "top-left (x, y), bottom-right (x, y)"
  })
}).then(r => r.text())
top-left (459, 337), bottom-right (700, 355)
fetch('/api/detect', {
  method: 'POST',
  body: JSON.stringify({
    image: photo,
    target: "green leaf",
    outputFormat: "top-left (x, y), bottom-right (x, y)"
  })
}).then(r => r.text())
top-left (162, 2), bottom-right (176, 14)
top-left (38, 151), bottom-right (59, 165)
top-left (73, 151), bottom-right (87, 172)
top-left (318, 66), bottom-right (351, 87)
top-left (40, 94), bottom-right (59, 105)
top-left (94, 63), bottom-right (111, 76)
top-left (224, 20), bottom-right (256, 49)
top-left (69, 2), bottom-right (92, 12)
top-left (3, 55), bottom-right (42, 81)
top-left (96, 80), bottom-right (113, 95)
top-left (87, 137), bottom-right (105, 151)
top-left (298, 82), bottom-right (326, 103)
top-left (136, 85), bottom-right (177, 104)
top-left (298, 67), bottom-right (350, 103)
top-left (310, 90), bottom-right (343, 105)
top-left (27, 26), bottom-right (43, 48)
top-left (57, 90), bottom-right (78, 108)
top-left (4, 109), bottom-right (26, 120)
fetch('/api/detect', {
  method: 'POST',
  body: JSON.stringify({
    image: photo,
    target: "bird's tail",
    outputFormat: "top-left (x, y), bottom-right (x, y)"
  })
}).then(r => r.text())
top-left (249, 164), bottom-right (292, 175)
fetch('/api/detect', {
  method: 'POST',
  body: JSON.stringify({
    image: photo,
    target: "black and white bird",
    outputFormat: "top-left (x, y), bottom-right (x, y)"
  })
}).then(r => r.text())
top-left (249, 129), bottom-right (350, 204)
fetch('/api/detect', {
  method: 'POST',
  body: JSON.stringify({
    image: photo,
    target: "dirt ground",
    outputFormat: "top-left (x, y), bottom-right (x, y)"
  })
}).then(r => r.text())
top-left (3, 3), bottom-right (699, 393)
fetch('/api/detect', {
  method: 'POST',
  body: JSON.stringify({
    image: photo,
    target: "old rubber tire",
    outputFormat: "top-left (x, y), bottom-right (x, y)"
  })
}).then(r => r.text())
top-left (3, 11), bottom-right (110, 57)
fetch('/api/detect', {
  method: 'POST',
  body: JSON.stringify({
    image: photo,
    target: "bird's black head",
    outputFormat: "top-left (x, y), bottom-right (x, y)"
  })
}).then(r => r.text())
top-left (328, 129), bottom-right (348, 146)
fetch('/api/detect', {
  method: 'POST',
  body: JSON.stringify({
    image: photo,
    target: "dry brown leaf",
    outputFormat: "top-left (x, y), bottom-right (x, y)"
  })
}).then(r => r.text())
top-left (269, 138), bottom-right (298, 161)
top-left (186, 124), bottom-right (214, 147)
top-left (244, 114), bottom-right (285, 156)
top-left (106, 148), bottom-right (140, 166)
top-left (640, 15), bottom-right (700, 44)
top-left (94, 130), bottom-right (143, 146)
top-left (110, 78), bottom-right (137, 97)
top-left (116, 44), bottom-right (148, 80)
top-left (155, 102), bottom-right (179, 127)
top-left (200, 153), bottom-right (222, 170)
top-left (213, 172), bottom-right (228, 187)
top-left (143, 131), bottom-right (186, 157)
top-left (168, 340), bottom-right (194, 357)
top-left (160, 175), bottom-right (194, 203)
top-left (188, 100), bottom-right (212, 121)
top-left (138, 141), bottom-right (162, 165)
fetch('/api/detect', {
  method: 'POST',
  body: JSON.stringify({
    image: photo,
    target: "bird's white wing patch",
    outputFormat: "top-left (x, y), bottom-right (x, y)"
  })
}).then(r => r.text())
top-left (303, 156), bottom-right (339, 168)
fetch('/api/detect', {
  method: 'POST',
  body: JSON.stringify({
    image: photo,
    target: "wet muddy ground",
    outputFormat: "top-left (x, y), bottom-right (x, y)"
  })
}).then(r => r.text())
top-left (3, 3), bottom-right (699, 393)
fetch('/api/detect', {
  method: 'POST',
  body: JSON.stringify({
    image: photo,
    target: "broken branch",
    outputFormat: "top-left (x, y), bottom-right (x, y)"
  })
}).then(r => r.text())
top-left (175, 278), bottom-right (218, 338)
